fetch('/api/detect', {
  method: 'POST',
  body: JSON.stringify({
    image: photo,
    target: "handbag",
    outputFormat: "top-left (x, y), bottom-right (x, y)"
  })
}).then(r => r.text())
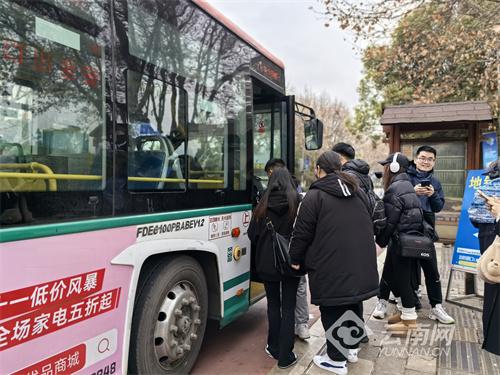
top-left (266, 218), bottom-right (303, 277)
top-left (477, 235), bottom-right (500, 284)
top-left (397, 231), bottom-right (435, 260)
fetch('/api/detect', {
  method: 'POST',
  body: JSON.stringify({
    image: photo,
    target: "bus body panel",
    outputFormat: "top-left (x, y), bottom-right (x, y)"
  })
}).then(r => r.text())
top-left (0, 227), bottom-right (133, 374)
top-left (0, 208), bottom-right (251, 374)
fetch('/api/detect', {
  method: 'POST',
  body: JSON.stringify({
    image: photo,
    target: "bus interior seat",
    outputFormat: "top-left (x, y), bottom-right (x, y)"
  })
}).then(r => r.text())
top-left (129, 151), bottom-right (166, 190)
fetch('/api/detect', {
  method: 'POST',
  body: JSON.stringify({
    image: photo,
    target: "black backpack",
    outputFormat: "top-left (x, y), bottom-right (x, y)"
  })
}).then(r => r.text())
top-left (369, 193), bottom-right (387, 236)
top-left (354, 172), bottom-right (387, 236)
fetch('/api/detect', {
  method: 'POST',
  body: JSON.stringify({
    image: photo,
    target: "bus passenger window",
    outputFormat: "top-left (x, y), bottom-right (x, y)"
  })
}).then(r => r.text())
top-left (0, 1), bottom-right (107, 193)
top-left (187, 76), bottom-right (247, 191)
top-left (127, 71), bottom-right (187, 191)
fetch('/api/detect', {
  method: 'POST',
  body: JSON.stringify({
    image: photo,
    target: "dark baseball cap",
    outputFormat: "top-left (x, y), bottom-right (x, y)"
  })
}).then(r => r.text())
top-left (379, 152), bottom-right (410, 170)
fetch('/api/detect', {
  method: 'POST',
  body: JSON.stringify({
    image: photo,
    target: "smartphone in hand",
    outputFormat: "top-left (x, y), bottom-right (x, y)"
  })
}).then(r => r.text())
top-left (420, 180), bottom-right (431, 187)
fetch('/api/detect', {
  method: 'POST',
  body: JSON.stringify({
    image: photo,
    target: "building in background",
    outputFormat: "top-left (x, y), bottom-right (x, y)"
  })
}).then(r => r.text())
top-left (381, 101), bottom-right (497, 241)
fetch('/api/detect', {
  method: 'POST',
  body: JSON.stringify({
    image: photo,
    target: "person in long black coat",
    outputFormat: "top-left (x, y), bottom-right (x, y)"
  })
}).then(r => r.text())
top-left (289, 151), bottom-right (379, 374)
top-left (248, 167), bottom-right (300, 369)
top-left (469, 161), bottom-right (500, 356)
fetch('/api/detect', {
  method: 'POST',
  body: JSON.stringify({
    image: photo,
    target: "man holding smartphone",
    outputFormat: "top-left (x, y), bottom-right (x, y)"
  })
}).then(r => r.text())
top-left (406, 145), bottom-right (455, 324)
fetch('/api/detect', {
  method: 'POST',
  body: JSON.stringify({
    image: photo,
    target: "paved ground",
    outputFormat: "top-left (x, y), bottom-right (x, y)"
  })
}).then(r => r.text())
top-left (193, 244), bottom-right (499, 374)
top-left (269, 244), bottom-right (500, 375)
top-left (192, 288), bottom-right (321, 374)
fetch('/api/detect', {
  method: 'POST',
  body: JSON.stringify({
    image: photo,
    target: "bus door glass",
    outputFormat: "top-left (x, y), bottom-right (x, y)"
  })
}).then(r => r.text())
top-left (250, 98), bottom-right (289, 302)
top-left (253, 100), bottom-right (287, 188)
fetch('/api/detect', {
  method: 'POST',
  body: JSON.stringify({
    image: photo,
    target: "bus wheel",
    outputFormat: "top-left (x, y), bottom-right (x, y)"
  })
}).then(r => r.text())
top-left (129, 256), bottom-right (208, 374)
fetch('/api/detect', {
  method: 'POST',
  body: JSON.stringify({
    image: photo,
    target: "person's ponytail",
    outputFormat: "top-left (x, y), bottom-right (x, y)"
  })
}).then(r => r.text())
top-left (335, 170), bottom-right (358, 193)
top-left (316, 151), bottom-right (358, 192)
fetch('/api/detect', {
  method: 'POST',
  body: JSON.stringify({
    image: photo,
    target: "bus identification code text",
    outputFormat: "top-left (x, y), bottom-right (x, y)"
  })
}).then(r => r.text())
top-left (136, 219), bottom-right (205, 238)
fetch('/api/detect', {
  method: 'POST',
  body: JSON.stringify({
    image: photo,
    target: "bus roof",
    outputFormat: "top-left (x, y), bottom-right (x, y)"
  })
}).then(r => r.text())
top-left (192, 0), bottom-right (285, 70)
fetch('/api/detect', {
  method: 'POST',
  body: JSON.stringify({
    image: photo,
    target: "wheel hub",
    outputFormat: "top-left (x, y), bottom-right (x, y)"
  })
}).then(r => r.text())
top-left (153, 281), bottom-right (201, 368)
top-left (178, 316), bottom-right (192, 334)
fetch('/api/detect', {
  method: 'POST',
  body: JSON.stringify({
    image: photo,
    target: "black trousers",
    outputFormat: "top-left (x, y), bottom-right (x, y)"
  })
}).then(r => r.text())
top-left (478, 224), bottom-right (500, 355)
top-left (379, 275), bottom-right (390, 300)
top-left (264, 276), bottom-right (300, 367)
top-left (319, 303), bottom-right (363, 361)
top-left (379, 242), bottom-right (416, 308)
top-left (416, 257), bottom-right (443, 307)
top-left (380, 253), bottom-right (442, 308)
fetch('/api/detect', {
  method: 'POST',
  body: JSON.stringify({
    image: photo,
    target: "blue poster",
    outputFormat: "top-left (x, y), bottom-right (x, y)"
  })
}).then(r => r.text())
top-left (451, 170), bottom-right (485, 273)
top-left (482, 132), bottom-right (498, 169)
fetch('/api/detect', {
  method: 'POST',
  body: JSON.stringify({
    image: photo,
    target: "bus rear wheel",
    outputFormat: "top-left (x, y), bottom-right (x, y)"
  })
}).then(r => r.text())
top-left (129, 256), bottom-right (208, 374)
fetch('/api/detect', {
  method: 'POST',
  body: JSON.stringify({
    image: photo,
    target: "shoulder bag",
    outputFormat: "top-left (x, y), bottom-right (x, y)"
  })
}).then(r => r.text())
top-left (266, 218), bottom-right (303, 277)
top-left (397, 230), bottom-right (435, 260)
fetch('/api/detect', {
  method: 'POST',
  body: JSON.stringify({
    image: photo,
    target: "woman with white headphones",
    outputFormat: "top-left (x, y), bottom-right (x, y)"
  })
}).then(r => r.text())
top-left (375, 152), bottom-right (424, 334)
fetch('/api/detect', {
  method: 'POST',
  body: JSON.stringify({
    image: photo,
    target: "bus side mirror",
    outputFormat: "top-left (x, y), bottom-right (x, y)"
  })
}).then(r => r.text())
top-left (304, 118), bottom-right (323, 150)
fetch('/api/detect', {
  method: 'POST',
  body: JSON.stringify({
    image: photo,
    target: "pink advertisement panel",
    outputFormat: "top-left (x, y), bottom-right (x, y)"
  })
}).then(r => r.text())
top-left (0, 226), bottom-right (137, 374)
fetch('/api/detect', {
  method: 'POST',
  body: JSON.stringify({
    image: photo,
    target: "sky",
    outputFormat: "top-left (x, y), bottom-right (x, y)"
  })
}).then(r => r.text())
top-left (206, 0), bottom-right (363, 110)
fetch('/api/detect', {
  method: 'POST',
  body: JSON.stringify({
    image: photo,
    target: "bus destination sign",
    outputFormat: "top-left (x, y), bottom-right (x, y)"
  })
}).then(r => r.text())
top-left (250, 56), bottom-right (284, 89)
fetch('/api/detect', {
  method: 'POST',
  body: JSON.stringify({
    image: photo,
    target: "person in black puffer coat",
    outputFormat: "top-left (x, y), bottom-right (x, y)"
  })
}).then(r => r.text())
top-left (376, 152), bottom-right (424, 335)
top-left (332, 142), bottom-right (374, 194)
top-left (289, 151), bottom-right (379, 373)
top-left (248, 167), bottom-right (300, 369)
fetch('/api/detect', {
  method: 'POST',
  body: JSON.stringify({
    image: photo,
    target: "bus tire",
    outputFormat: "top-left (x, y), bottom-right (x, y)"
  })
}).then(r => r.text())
top-left (128, 255), bottom-right (208, 374)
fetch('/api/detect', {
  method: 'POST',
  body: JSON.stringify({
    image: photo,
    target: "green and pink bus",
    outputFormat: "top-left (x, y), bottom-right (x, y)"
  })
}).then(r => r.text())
top-left (0, 0), bottom-right (322, 373)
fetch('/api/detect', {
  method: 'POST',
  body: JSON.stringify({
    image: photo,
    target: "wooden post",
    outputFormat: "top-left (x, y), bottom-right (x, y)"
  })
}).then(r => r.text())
top-left (393, 125), bottom-right (401, 152)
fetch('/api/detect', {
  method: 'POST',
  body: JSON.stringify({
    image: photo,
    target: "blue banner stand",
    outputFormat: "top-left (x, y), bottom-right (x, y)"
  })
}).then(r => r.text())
top-left (444, 170), bottom-right (485, 312)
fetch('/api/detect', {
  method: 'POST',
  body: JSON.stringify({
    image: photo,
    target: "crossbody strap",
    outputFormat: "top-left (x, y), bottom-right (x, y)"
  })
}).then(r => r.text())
top-left (265, 217), bottom-right (275, 233)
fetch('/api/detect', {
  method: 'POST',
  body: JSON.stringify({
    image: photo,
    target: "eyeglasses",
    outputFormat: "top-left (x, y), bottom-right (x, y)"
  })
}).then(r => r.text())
top-left (417, 157), bottom-right (435, 163)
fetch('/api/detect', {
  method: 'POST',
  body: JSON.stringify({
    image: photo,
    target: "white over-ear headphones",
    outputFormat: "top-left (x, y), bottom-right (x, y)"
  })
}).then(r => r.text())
top-left (390, 152), bottom-right (400, 173)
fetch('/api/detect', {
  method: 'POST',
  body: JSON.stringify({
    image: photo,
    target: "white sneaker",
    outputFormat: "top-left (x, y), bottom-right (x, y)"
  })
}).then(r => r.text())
top-left (295, 324), bottom-right (311, 340)
top-left (347, 348), bottom-right (359, 363)
top-left (396, 297), bottom-right (403, 312)
top-left (388, 292), bottom-right (397, 304)
top-left (416, 287), bottom-right (422, 298)
top-left (373, 299), bottom-right (388, 319)
top-left (313, 355), bottom-right (348, 374)
top-left (429, 304), bottom-right (455, 324)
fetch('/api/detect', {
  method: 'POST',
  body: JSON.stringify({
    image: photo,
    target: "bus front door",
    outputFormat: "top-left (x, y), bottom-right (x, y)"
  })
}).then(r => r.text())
top-left (250, 93), bottom-right (295, 303)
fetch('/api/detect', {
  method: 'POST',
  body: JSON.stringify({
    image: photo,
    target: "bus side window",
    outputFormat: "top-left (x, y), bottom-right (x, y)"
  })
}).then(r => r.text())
top-left (126, 71), bottom-right (187, 192)
top-left (186, 76), bottom-right (247, 191)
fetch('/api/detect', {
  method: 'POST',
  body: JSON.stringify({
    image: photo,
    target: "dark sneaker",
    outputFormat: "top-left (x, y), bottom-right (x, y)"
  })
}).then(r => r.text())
top-left (278, 353), bottom-right (298, 369)
top-left (265, 345), bottom-right (278, 360)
